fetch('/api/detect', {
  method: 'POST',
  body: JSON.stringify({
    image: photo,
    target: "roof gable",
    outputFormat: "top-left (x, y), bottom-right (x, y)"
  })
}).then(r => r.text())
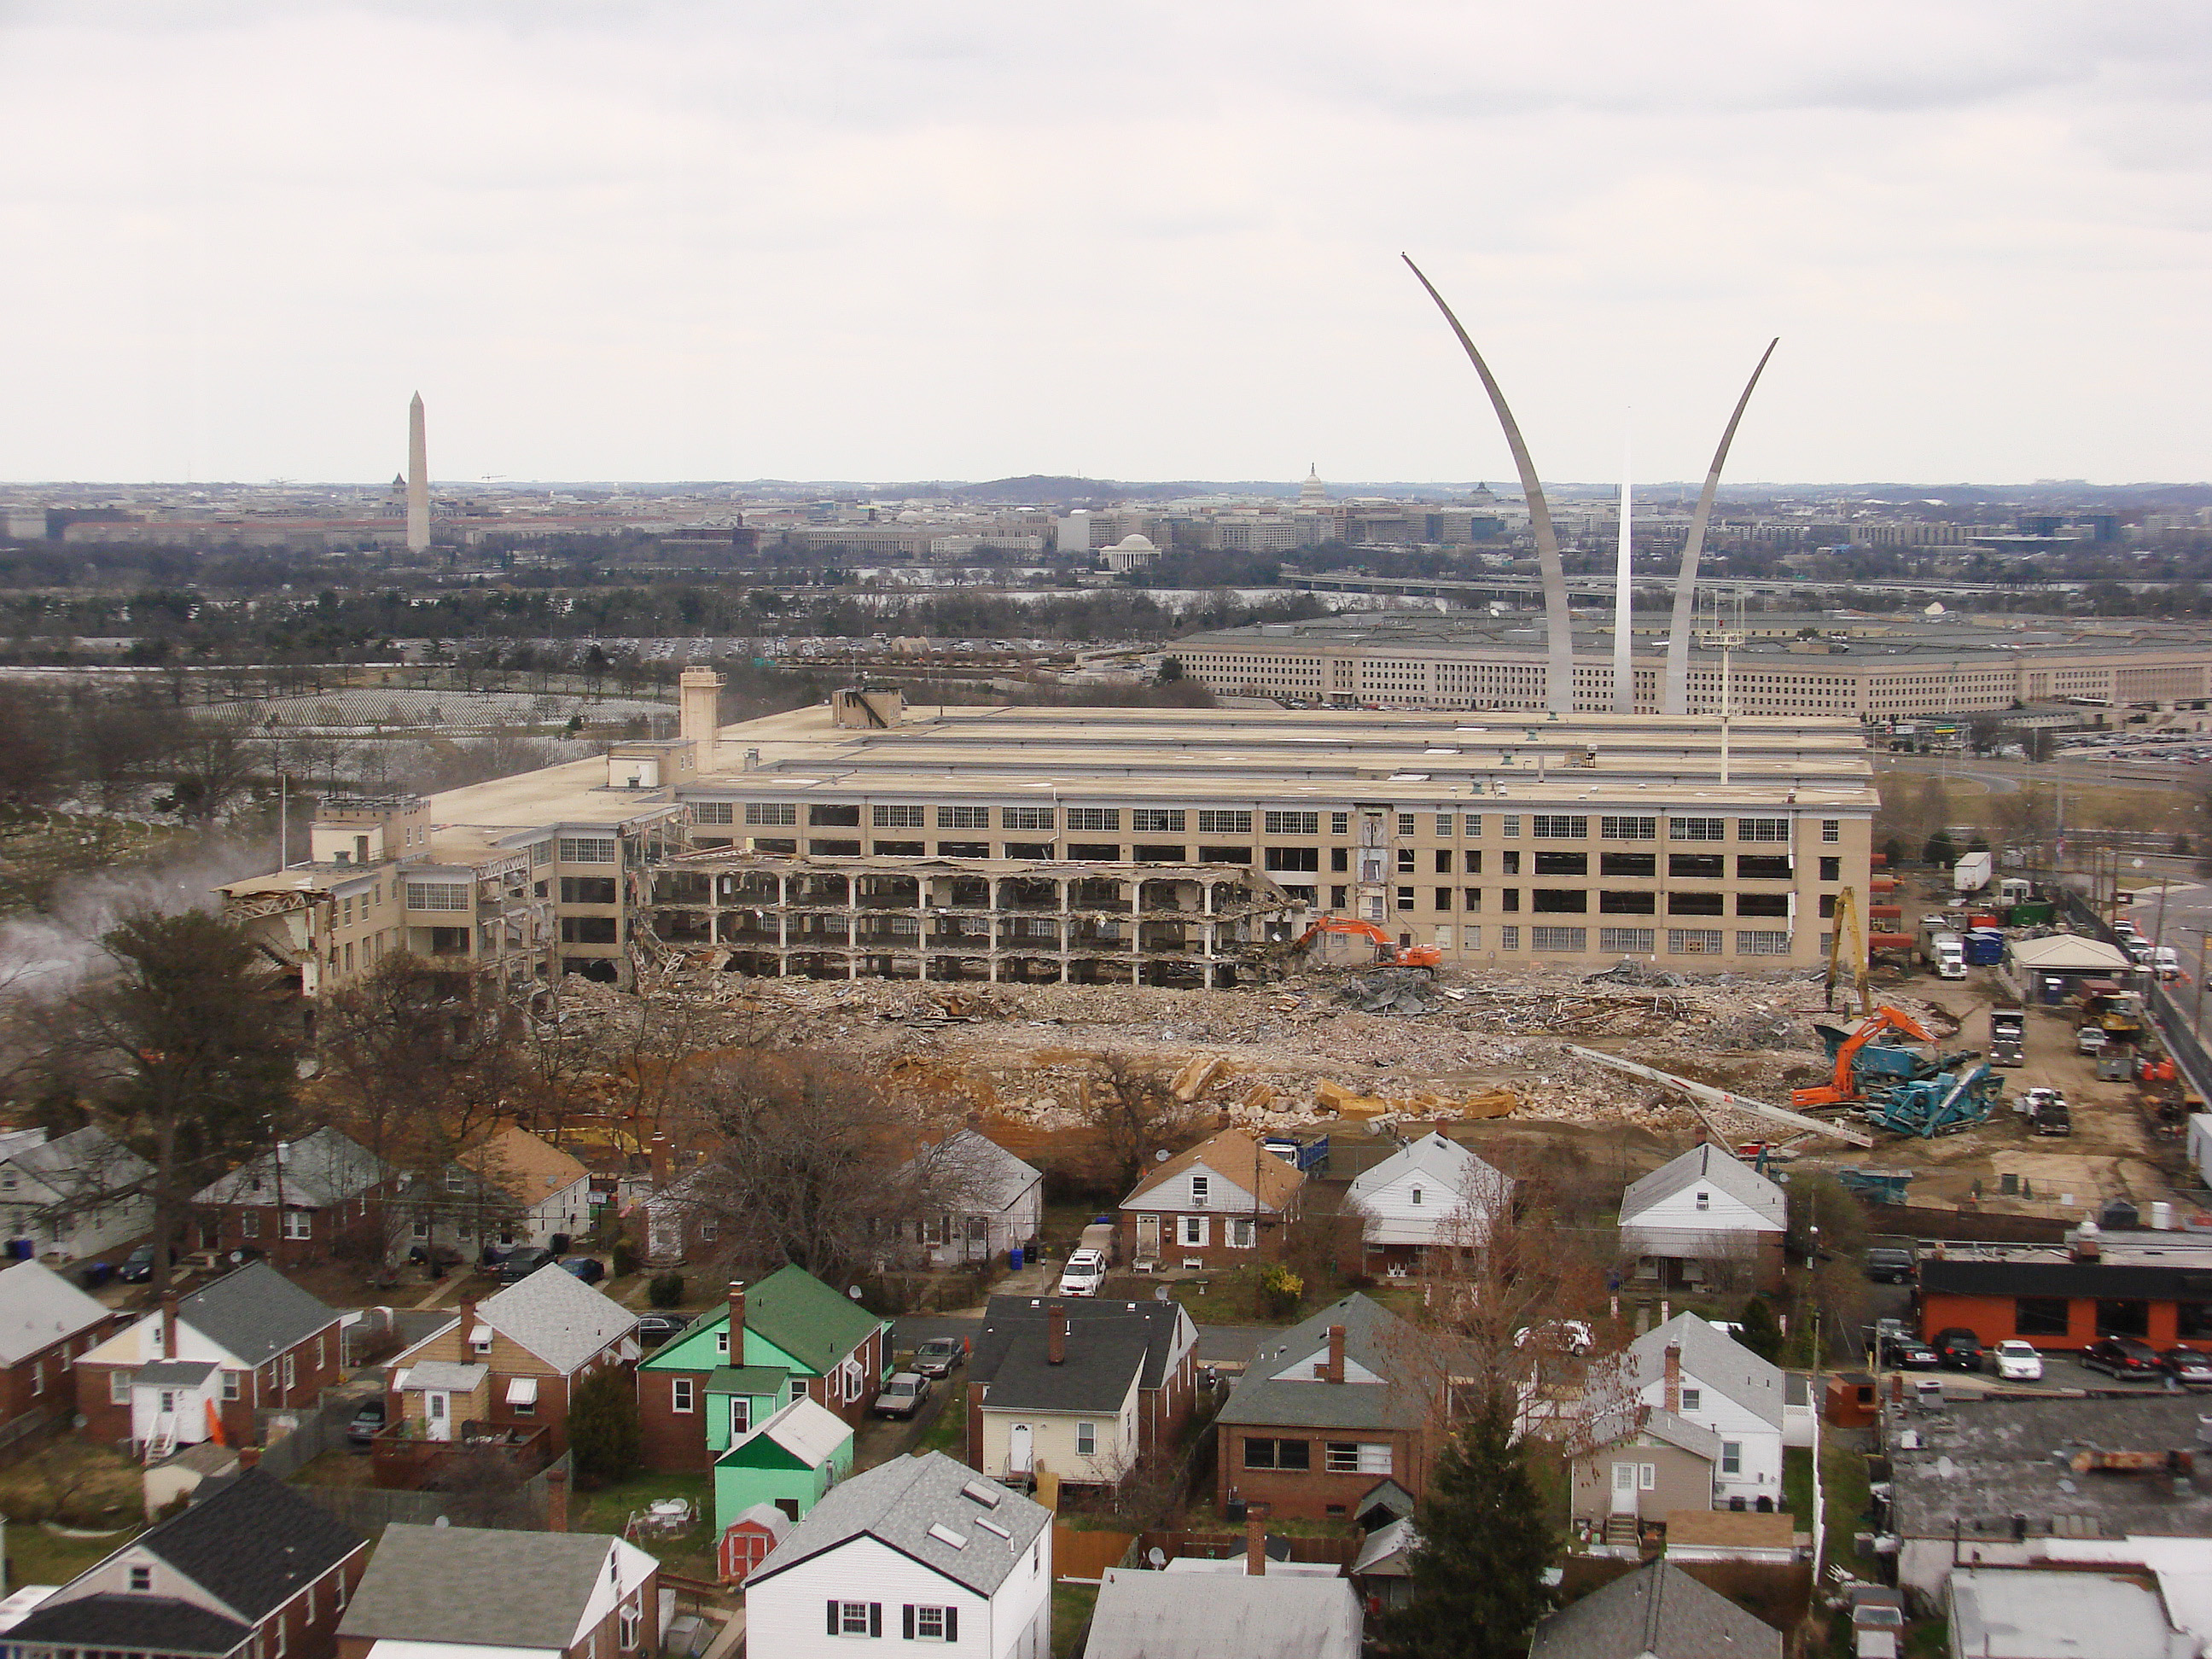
top-left (750, 1451), bottom-right (1051, 1598)
top-left (9, 1125), bottom-right (153, 1194)
top-left (339, 1524), bottom-right (655, 1650)
top-left (458, 1126), bottom-right (587, 1207)
top-left (1217, 1295), bottom-right (1435, 1433)
top-left (176, 1263), bottom-right (341, 1367)
top-left (136, 1470), bottom-right (364, 1622)
top-left (0, 1258), bottom-right (113, 1366)
top-left (1626, 1314), bottom-right (1786, 1429)
top-left (1121, 1129), bottom-right (1304, 1212)
top-left (1619, 1144), bottom-right (1785, 1229)
top-left (478, 1262), bottom-right (638, 1373)
top-left (908, 1130), bottom-right (1043, 1213)
top-left (193, 1126), bottom-right (390, 1210)
top-left (1347, 1133), bottom-right (1507, 1205)
top-left (746, 1265), bottom-right (885, 1376)
top-left (971, 1296), bottom-right (1192, 1394)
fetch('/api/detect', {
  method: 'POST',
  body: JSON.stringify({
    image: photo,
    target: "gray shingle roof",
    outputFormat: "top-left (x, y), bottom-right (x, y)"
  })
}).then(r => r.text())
top-left (5, 1593), bottom-right (249, 1656)
top-left (178, 1263), bottom-right (341, 1368)
top-left (475, 1261), bottom-right (637, 1373)
top-left (1086, 1570), bottom-right (1362, 1659)
top-left (9, 1124), bottom-right (153, 1194)
top-left (1529, 1560), bottom-right (1781, 1659)
top-left (910, 1129), bottom-right (1042, 1215)
top-left (1582, 1405), bottom-right (1721, 1464)
top-left (137, 1468), bottom-right (364, 1623)
top-left (975, 1316), bottom-right (1148, 1414)
top-left (1618, 1143), bottom-right (1785, 1229)
top-left (193, 1126), bottom-right (392, 1209)
top-left (972, 1296), bottom-right (1189, 1396)
top-left (749, 1451), bottom-right (1051, 1598)
top-left (0, 1258), bottom-right (113, 1366)
top-left (338, 1525), bottom-right (638, 1650)
top-left (1626, 1314), bottom-right (1786, 1430)
top-left (1215, 1295), bottom-right (1434, 1434)
top-left (1346, 1132), bottom-right (1509, 1208)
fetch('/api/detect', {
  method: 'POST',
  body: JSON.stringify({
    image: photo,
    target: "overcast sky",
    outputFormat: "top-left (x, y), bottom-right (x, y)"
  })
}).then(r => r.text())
top-left (3, 1), bottom-right (2207, 487)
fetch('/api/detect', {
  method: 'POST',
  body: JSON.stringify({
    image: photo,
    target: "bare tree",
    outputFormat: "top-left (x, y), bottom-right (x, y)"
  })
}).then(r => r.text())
top-left (1081, 1052), bottom-right (1202, 1198)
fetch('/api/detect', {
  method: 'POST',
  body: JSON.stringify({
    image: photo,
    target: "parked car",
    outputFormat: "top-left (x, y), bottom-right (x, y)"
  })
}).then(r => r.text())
top-left (2081, 1336), bottom-right (2164, 1377)
top-left (2153, 946), bottom-right (2183, 981)
top-left (1988, 1340), bottom-right (2043, 1381)
top-left (1057, 1249), bottom-right (1108, 1298)
top-left (1931, 1328), bottom-right (1985, 1371)
top-left (911, 1336), bottom-right (967, 1378)
top-left (2162, 1348), bottom-right (2212, 1386)
top-left (1872, 1321), bottom-right (1938, 1369)
top-left (637, 1313), bottom-right (690, 1349)
top-left (496, 1248), bottom-right (558, 1284)
top-left (2076, 1025), bottom-right (2110, 1056)
top-left (347, 1397), bottom-right (387, 1448)
top-left (1864, 1247), bottom-right (1918, 1284)
top-left (558, 1256), bottom-right (606, 1284)
top-left (118, 1244), bottom-right (159, 1284)
top-left (874, 1372), bottom-right (931, 1418)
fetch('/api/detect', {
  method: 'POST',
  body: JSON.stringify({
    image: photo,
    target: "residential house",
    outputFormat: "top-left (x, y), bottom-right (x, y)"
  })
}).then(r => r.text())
top-left (1617, 1144), bottom-right (1786, 1294)
top-left (382, 1262), bottom-right (639, 1456)
top-left (1343, 1132), bottom-right (1511, 1278)
top-left (1527, 1560), bottom-right (1782, 1659)
top-left (0, 1258), bottom-right (125, 1422)
top-left (1614, 1314), bottom-right (1786, 1511)
top-left (635, 1163), bottom-right (718, 1270)
top-left (1214, 1294), bottom-right (1446, 1523)
top-left (742, 1451), bottom-right (1052, 1659)
top-left (457, 1126), bottom-right (592, 1252)
top-left (191, 1127), bottom-right (395, 1269)
top-left (1117, 1129), bottom-right (1305, 1270)
top-left (337, 1522), bottom-right (660, 1659)
top-left (75, 1263), bottom-right (347, 1453)
top-left (637, 1270), bottom-right (890, 1470)
top-left (1568, 1406), bottom-right (1721, 1538)
top-left (713, 1396), bottom-right (853, 1532)
top-left (3, 1467), bottom-right (368, 1659)
top-left (899, 1130), bottom-right (1043, 1269)
top-left (966, 1296), bottom-right (1200, 1487)
top-left (1085, 1569), bottom-right (1362, 1659)
top-left (0, 1125), bottom-right (155, 1265)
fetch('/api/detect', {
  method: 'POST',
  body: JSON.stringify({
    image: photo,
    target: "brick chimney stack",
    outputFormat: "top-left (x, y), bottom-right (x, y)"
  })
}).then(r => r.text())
top-left (728, 1283), bottom-right (747, 1356)
top-left (1047, 1302), bottom-right (1068, 1365)
top-left (1245, 1512), bottom-right (1266, 1577)
top-left (545, 1465), bottom-right (568, 1533)
top-left (160, 1293), bottom-right (178, 1359)
top-left (649, 1133), bottom-right (672, 1188)
top-left (1663, 1344), bottom-right (1682, 1415)
top-left (460, 1298), bottom-right (479, 1353)
top-left (1321, 1324), bottom-right (1346, 1384)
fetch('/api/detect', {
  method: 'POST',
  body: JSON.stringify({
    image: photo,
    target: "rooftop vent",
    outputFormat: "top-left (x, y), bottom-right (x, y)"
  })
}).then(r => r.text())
top-left (928, 1523), bottom-right (969, 1550)
top-left (960, 1481), bottom-right (1003, 1510)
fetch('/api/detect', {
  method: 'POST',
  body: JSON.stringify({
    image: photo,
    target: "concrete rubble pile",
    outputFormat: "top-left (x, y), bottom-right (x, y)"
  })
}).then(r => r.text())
top-left (547, 963), bottom-right (1958, 1147)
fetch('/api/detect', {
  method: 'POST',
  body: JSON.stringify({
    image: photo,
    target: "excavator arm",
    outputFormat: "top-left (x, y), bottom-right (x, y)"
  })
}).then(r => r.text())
top-left (1791, 1004), bottom-right (1939, 1109)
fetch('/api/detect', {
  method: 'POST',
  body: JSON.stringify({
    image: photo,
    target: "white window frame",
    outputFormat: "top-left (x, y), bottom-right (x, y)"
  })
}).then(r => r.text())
top-left (1720, 1441), bottom-right (1743, 1475)
top-left (1680, 1387), bottom-right (1702, 1412)
top-left (1179, 1215), bottom-right (1209, 1247)
top-left (1076, 1422), bottom-right (1096, 1457)
top-left (730, 1396), bottom-right (750, 1438)
top-left (282, 1210), bottom-right (312, 1240)
top-left (671, 1377), bottom-right (695, 1415)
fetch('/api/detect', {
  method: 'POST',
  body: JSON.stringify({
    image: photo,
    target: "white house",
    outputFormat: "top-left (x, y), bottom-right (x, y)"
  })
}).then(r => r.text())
top-left (457, 1126), bottom-right (592, 1251)
top-left (745, 1451), bottom-right (1052, 1659)
top-left (1616, 1314), bottom-right (1786, 1510)
top-left (0, 1126), bottom-right (155, 1265)
top-left (1617, 1144), bottom-right (1786, 1294)
top-left (1344, 1132), bottom-right (1511, 1277)
top-left (900, 1131), bottom-right (1043, 1269)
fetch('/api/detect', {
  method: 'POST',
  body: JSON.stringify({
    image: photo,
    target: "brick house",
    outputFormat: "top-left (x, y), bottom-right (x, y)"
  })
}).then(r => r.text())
top-left (192, 1126), bottom-right (397, 1269)
top-left (1214, 1295), bottom-right (1443, 1523)
top-left (74, 1263), bottom-right (346, 1453)
top-left (964, 1295), bottom-right (1199, 1486)
top-left (1117, 1129), bottom-right (1306, 1270)
top-left (3, 1466), bottom-right (367, 1659)
top-left (338, 1522), bottom-right (660, 1659)
top-left (637, 1268), bottom-right (890, 1471)
top-left (382, 1262), bottom-right (638, 1456)
top-left (0, 1257), bottom-right (127, 1422)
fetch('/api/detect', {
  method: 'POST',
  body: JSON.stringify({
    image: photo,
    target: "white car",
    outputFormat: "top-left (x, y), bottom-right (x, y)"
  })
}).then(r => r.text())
top-left (1057, 1249), bottom-right (1108, 1297)
top-left (2153, 946), bottom-right (2182, 981)
top-left (1990, 1340), bottom-right (2043, 1381)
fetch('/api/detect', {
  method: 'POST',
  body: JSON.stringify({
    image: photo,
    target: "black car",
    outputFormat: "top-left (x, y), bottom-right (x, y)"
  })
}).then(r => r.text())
top-left (496, 1248), bottom-right (558, 1285)
top-left (118, 1244), bottom-right (159, 1284)
top-left (1879, 1331), bottom-right (1940, 1370)
top-left (2082, 1336), bottom-right (2163, 1378)
top-left (346, 1397), bottom-right (387, 1448)
top-left (1864, 1248), bottom-right (1918, 1285)
top-left (637, 1313), bottom-right (690, 1349)
top-left (559, 1256), bottom-right (607, 1284)
top-left (1931, 1328), bottom-right (1985, 1371)
top-left (2163, 1348), bottom-right (2212, 1386)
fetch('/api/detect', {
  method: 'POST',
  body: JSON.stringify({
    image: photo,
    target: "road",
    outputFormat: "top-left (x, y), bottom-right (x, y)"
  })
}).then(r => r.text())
top-left (894, 1313), bottom-right (1284, 1367)
top-left (1880, 750), bottom-right (2208, 793)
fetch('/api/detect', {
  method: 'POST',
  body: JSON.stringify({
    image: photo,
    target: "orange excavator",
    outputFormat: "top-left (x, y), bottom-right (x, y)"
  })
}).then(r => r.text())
top-left (1790, 1004), bottom-right (1939, 1109)
top-left (1288, 917), bottom-right (1444, 974)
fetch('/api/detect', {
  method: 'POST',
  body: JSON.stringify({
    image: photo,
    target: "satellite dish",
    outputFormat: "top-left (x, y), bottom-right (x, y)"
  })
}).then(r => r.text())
top-left (230, 1251), bottom-right (246, 1264)
top-left (434, 1514), bottom-right (450, 1528)
top-left (1153, 1284), bottom-right (1169, 1301)
top-left (1147, 1546), bottom-right (1166, 1569)
top-left (1154, 1149), bottom-right (1171, 1163)
top-left (847, 1285), bottom-right (864, 1300)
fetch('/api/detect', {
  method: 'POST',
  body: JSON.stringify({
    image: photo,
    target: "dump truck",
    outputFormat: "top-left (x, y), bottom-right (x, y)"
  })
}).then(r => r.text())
top-left (1988, 1008), bottom-right (2025, 1068)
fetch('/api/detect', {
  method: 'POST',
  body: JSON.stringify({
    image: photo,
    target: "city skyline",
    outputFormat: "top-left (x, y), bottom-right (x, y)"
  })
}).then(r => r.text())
top-left (2, 3), bottom-right (2206, 485)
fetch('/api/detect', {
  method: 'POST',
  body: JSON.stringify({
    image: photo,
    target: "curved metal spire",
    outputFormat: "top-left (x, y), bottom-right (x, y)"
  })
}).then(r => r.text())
top-left (1402, 255), bottom-right (1574, 716)
top-left (1663, 338), bottom-right (1778, 715)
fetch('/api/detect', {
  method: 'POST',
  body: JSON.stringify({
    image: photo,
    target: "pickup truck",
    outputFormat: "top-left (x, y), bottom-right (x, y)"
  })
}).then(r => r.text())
top-left (2076, 1024), bottom-right (2109, 1056)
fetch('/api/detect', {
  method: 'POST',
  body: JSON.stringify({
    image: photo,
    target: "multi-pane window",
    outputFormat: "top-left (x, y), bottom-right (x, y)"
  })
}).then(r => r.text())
top-left (1265, 811), bottom-right (1320, 835)
top-left (1600, 927), bottom-right (1656, 953)
top-left (1530, 927), bottom-right (1587, 952)
top-left (1530, 815), bottom-right (1586, 839)
top-left (1668, 928), bottom-right (1724, 954)
top-left (1738, 818), bottom-right (1790, 842)
top-left (1132, 808), bottom-right (1186, 833)
top-left (693, 801), bottom-right (734, 824)
top-left (1462, 814), bottom-right (1482, 837)
top-left (1600, 816), bottom-right (1656, 840)
top-left (1500, 816), bottom-right (1521, 837)
top-left (1435, 813), bottom-right (1453, 835)
top-left (1498, 926), bottom-right (1520, 950)
top-left (1668, 818), bottom-right (1725, 841)
top-left (1461, 925), bottom-right (1481, 949)
top-left (671, 1377), bottom-right (694, 1414)
top-left (1197, 810), bottom-right (1251, 834)
top-left (1396, 814), bottom-right (1416, 836)
top-left (1242, 1436), bottom-right (1311, 1470)
top-left (1821, 819), bottom-right (1841, 844)
top-left (1737, 931), bottom-right (1792, 954)
top-left (558, 836), bottom-right (620, 863)
top-left (282, 1211), bottom-right (311, 1240)
top-left (1324, 1441), bottom-right (1393, 1475)
top-left (406, 882), bottom-right (469, 911)
top-left (873, 805), bottom-right (925, 828)
top-left (1330, 812), bottom-right (1350, 835)
top-left (1068, 807), bottom-right (1121, 831)
top-left (742, 803), bottom-right (797, 826)
top-left (1003, 806), bottom-right (1056, 830)
top-left (1076, 1423), bottom-right (1097, 1456)
top-left (1720, 1441), bottom-right (1742, 1476)
top-left (836, 1602), bottom-right (877, 1637)
top-left (937, 806), bottom-right (989, 830)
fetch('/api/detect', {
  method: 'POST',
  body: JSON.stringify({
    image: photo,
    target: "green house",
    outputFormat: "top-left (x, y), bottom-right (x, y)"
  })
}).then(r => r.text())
top-left (713, 1394), bottom-right (855, 1528)
top-left (638, 1265), bottom-right (891, 1472)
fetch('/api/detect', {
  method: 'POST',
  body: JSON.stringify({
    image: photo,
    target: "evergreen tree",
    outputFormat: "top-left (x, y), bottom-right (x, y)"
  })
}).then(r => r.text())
top-left (1387, 1387), bottom-right (1555, 1659)
top-left (1738, 1296), bottom-right (1784, 1364)
top-left (1923, 829), bottom-right (1958, 870)
top-left (568, 1366), bottom-right (642, 1485)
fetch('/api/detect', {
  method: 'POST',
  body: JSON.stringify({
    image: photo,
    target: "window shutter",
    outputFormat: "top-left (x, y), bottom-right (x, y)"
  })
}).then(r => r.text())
top-left (827, 1601), bottom-right (839, 1636)
top-left (902, 1606), bottom-right (915, 1640)
top-left (943, 1608), bottom-right (958, 1642)
top-left (868, 1603), bottom-right (882, 1639)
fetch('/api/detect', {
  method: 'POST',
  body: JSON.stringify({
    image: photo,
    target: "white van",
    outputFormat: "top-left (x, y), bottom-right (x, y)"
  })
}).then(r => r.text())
top-left (1057, 1249), bottom-right (1108, 1297)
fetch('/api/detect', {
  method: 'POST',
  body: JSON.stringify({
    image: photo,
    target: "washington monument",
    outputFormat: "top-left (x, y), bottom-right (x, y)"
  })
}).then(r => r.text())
top-left (405, 392), bottom-right (430, 553)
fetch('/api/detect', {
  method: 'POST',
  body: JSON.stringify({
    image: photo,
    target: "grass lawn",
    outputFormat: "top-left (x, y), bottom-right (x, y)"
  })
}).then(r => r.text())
top-left (914, 1401), bottom-right (963, 1458)
top-left (1051, 1584), bottom-right (1098, 1659)
top-left (1819, 1439), bottom-right (1872, 1579)
top-left (1906, 1615), bottom-right (1950, 1656)
top-left (1161, 1264), bottom-right (1341, 1326)
top-left (1782, 1447), bottom-right (1815, 1533)
top-left (571, 1471), bottom-right (715, 1580)
top-left (7, 1521), bottom-right (137, 1589)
